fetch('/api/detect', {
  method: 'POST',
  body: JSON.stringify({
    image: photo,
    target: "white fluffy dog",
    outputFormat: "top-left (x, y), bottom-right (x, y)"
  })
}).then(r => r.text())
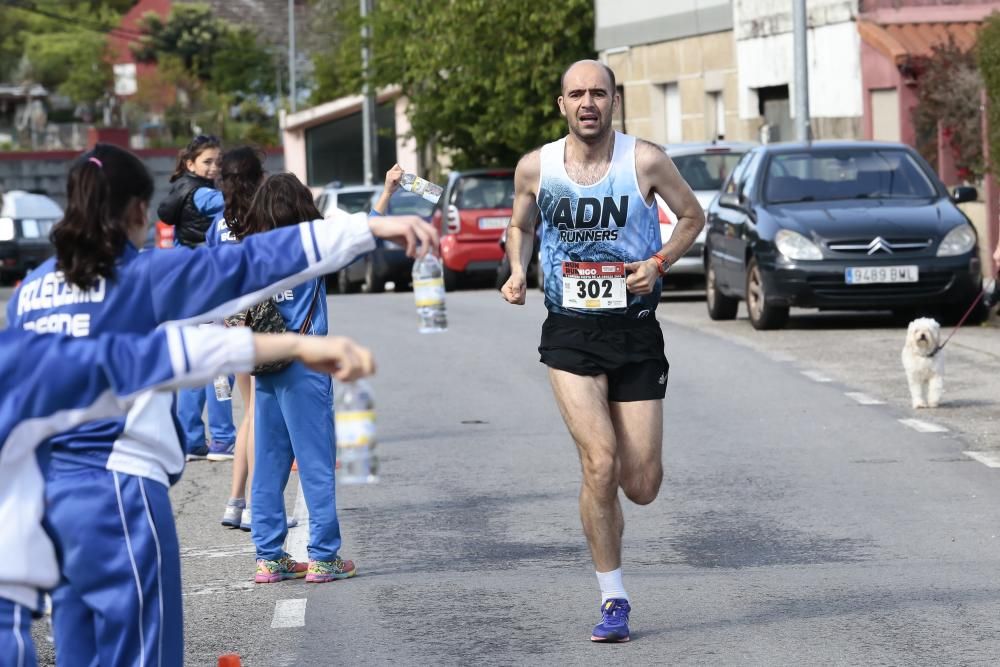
top-left (901, 317), bottom-right (944, 409)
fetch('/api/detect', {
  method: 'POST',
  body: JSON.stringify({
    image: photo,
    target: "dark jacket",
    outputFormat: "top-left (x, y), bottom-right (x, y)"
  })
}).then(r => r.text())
top-left (157, 173), bottom-right (217, 247)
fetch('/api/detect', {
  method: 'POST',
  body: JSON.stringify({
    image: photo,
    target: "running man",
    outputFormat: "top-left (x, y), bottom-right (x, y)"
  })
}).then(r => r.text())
top-left (500, 60), bottom-right (704, 642)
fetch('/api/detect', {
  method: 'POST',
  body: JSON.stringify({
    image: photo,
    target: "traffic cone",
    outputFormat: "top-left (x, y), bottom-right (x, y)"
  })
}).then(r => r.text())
top-left (217, 655), bottom-right (241, 667)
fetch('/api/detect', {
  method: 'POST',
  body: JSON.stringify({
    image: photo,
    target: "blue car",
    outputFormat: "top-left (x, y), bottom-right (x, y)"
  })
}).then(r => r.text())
top-left (704, 141), bottom-right (983, 329)
top-left (334, 189), bottom-right (435, 293)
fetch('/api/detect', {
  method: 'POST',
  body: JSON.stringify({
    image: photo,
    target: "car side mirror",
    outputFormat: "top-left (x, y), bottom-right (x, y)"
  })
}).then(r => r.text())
top-left (718, 192), bottom-right (745, 211)
top-left (952, 185), bottom-right (977, 204)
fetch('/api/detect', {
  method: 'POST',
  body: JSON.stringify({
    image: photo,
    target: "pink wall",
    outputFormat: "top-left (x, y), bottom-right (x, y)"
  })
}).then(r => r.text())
top-left (859, 40), bottom-right (919, 148)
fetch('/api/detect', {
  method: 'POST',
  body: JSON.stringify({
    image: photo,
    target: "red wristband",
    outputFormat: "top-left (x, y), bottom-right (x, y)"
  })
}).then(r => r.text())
top-left (651, 252), bottom-right (670, 276)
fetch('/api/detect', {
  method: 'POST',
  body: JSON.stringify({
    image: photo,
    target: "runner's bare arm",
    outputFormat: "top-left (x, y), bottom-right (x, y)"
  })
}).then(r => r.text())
top-left (501, 150), bottom-right (542, 305)
top-left (625, 140), bottom-right (705, 294)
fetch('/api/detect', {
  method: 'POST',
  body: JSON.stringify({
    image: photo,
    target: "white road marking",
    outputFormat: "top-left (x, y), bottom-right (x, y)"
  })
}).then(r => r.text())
top-left (963, 451), bottom-right (1000, 468)
top-left (899, 418), bottom-right (949, 433)
top-left (801, 370), bottom-right (833, 383)
top-left (286, 481), bottom-right (309, 563)
top-left (845, 392), bottom-right (886, 405)
top-left (271, 598), bottom-right (307, 628)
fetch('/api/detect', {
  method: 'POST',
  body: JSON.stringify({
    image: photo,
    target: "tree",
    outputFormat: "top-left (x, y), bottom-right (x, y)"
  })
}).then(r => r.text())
top-left (311, 0), bottom-right (595, 169)
top-left (132, 2), bottom-right (279, 144)
top-left (0, 1), bottom-right (125, 106)
top-left (978, 13), bottom-right (1000, 177)
top-left (912, 38), bottom-right (983, 180)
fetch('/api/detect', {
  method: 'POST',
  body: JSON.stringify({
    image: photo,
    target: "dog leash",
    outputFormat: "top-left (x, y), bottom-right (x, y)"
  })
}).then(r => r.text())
top-left (930, 271), bottom-right (998, 357)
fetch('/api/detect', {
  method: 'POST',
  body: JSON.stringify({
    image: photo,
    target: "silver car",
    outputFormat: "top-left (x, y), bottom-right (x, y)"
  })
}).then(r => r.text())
top-left (657, 141), bottom-right (756, 281)
top-left (314, 182), bottom-right (379, 218)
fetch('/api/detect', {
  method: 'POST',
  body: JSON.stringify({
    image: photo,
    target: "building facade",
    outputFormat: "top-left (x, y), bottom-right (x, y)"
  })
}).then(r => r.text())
top-left (595, 0), bottom-right (755, 144)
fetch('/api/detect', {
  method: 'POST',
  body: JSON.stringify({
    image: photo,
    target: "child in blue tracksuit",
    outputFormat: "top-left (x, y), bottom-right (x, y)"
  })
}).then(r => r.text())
top-left (0, 324), bottom-right (257, 667)
top-left (157, 135), bottom-right (237, 459)
top-left (0, 325), bottom-right (375, 667)
top-left (240, 173), bottom-right (354, 584)
top-left (5, 144), bottom-right (434, 666)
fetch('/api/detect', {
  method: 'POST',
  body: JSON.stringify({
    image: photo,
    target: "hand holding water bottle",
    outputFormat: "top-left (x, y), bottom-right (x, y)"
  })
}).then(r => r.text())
top-left (368, 215), bottom-right (439, 258)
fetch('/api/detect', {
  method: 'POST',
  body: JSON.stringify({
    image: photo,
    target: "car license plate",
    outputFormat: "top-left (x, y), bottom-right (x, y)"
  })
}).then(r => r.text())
top-left (562, 262), bottom-right (626, 309)
top-left (844, 265), bottom-right (919, 284)
top-left (478, 216), bottom-right (509, 230)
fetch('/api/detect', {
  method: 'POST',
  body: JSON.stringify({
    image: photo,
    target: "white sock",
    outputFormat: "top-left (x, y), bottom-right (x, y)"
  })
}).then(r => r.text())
top-left (596, 568), bottom-right (629, 604)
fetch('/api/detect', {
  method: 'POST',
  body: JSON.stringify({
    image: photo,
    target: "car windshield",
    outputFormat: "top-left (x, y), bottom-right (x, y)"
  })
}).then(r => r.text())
top-left (672, 152), bottom-right (744, 191)
top-left (373, 190), bottom-right (436, 218)
top-left (455, 175), bottom-right (514, 209)
top-left (764, 149), bottom-right (938, 204)
top-left (337, 191), bottom-right (375, 213)
top-left (19, 218), bottom-right (57, 239)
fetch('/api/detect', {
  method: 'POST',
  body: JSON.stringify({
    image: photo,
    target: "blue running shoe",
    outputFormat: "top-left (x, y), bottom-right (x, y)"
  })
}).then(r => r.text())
top-left (207, 441), bottom-right (236, 461)
top-left (591, 598), bottom-right (630, 642)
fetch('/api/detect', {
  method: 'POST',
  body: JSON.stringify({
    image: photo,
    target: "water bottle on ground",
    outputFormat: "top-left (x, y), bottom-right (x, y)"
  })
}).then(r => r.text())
top-left (213, 375), bottom-right (232, 401)
top-left (334, 379), bottom-right (378, 484)
top-left (412, 254), bottom-right (448, 333)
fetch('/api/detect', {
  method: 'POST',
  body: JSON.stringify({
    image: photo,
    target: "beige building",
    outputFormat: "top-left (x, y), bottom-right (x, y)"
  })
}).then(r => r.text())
top-left (596, 0), bottom-right (758, 144)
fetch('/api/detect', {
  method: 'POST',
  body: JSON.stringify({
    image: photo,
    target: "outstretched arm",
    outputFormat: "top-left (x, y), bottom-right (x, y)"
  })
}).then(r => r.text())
top-left (625, 140), bottom-right (704, 295)
top-left (501, 150), bottom-right (541, 305)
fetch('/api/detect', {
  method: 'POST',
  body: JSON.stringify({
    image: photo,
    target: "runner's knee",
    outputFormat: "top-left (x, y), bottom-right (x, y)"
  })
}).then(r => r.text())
top-left (621, 465), bottom-right (662, 505)
top-left (580, 452), bottom-right (618, 493)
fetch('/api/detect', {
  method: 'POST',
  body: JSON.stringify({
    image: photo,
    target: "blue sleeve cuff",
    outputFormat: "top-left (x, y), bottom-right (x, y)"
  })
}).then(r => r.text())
top-left (368, 210), bottom-right (384, 217)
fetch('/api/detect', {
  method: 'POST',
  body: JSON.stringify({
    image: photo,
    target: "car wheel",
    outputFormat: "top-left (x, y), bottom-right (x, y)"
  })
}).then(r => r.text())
top-left (337, 269), bottom-right (359, 295)
top-left (746, 258), bottom-right (789, 330)
top-left (705, 260), bottom-right (738, 320)
top-left (363, 258), bottom-right (385, 293)
top-left (444, 265), bottom-right (461, 292)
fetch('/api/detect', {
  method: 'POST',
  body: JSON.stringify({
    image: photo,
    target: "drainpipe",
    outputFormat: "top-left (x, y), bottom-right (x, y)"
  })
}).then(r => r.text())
top-left (793, 0), bottom-right (811, 142)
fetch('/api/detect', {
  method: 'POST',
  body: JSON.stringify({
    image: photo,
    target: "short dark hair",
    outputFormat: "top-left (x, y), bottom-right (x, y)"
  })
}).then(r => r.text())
top-left (560, 60), bottom-right (616, 94)
top-left (243, 173), bottom-right (321, 236)
top-left (219, 146), bottom-right (265, 240)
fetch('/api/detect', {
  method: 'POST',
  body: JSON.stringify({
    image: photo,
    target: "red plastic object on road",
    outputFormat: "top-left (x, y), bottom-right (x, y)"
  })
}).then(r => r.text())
top-left (217, 655), bottom-right (241, 667)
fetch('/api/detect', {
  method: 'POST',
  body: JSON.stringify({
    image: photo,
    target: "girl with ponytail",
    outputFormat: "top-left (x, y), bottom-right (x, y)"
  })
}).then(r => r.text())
top-left (7, 142), bottom-right (438, 665)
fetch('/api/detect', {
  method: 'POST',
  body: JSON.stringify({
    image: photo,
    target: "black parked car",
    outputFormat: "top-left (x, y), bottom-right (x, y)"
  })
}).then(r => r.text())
top-left (334, 189), bottom-right (436, 294)
top-left (704, 141), bottom-right (983, 329)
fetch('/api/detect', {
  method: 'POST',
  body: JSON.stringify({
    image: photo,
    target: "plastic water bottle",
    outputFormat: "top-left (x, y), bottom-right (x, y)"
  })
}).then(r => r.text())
top-left (412, 254), bottom-right (448, 333)
top-left (334, 380), bottom-right (378, 484)
top-left (213, 375), bottom-right (232, 401)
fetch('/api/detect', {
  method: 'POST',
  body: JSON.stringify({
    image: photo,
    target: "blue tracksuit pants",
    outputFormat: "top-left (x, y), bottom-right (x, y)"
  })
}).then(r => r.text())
top-left (252, 362), bottom-right (341, 562)
top-left (46, 466), bottom-right (182, 667)
top-left (0, 599), bottom-right (36, 667)
top-left (177, 377), bottom-right (236, 452)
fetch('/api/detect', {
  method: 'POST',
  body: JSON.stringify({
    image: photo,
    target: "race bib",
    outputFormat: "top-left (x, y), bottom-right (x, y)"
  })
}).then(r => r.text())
top-left (561, 261), bottom-right (626, 309)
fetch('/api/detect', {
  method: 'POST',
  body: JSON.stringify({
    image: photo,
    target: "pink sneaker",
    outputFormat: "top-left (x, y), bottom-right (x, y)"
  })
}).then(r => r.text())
top-left (305, 557), bottom-right (357, 583)
top-left (255, 555), bottom-right (307, 583)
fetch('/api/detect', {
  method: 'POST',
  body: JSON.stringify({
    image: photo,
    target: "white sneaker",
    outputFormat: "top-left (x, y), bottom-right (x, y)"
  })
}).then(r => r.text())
top-left (239, 507), bottom-right (252, 532)
top-left (221, 500), bottom-right (244, 528)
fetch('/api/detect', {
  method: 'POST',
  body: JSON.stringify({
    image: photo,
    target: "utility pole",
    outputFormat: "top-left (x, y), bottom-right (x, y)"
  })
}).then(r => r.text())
top-left (360, 0), bottom-right (378, 186)
top-left (793, 0), bottom-right (811, 141)
top-left (288, 0), bottom-right (297, 113)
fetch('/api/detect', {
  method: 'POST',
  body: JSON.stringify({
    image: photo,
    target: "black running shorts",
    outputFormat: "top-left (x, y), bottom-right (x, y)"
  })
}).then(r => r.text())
top-left (538, 313), bottom-right (669, 402)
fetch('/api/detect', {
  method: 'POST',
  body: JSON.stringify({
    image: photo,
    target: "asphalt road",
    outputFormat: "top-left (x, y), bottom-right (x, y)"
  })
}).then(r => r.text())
top-left (10, 287), bottom-right (1000, 665)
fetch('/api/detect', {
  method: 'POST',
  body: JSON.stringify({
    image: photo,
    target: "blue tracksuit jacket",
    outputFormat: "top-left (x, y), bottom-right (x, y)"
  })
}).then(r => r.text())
top-left (0, 325), bottom-right (255, 614)
top-left (5, 214), bottom-right (375, 486)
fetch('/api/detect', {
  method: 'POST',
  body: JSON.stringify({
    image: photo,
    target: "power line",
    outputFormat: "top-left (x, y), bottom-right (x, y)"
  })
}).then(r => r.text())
top-left (0, 1), bottom-right (147, 42)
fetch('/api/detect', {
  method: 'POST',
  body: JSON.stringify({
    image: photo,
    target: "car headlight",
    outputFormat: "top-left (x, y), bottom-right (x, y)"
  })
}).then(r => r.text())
top-left (0, 218), bottom-right (13, 242)
top-left (774, 229), bottom-right (822, 260)
top-left (937, 224), bottom-right (976, 256)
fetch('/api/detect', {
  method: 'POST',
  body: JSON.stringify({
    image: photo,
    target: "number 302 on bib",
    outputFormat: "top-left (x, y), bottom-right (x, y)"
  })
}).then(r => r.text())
top-left (561, 261), bottom-right (627, 310)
